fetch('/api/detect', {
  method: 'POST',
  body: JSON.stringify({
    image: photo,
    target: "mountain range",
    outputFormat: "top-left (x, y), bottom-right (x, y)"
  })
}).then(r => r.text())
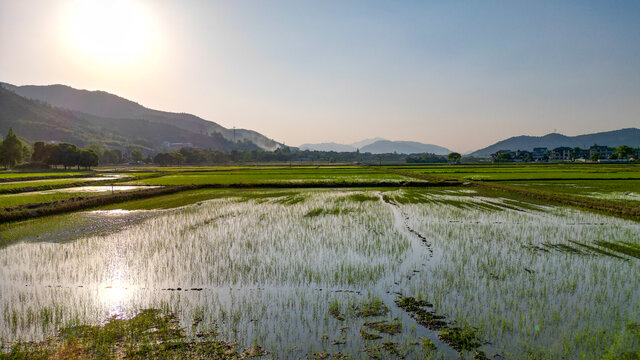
top-left (299, 139), bottom-right (451, 155)
top-left (2, 82), bottom-right (638, 158)
top-left (0, 82), bottom-right (281, 151)
top-left (470, 128), bottom-right (640, 157)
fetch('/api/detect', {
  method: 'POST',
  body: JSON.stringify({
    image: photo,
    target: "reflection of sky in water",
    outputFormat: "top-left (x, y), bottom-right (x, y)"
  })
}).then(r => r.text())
top-left (0, 175), bottom-right (128, 185)
top-left (0, 190), bottom-right (638, 358)
top-left (4, 185), bottom-right (159, 197)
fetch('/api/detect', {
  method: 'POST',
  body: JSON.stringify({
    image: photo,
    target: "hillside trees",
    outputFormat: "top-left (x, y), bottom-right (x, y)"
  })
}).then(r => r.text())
top-left (85, 144), bottom-right (123, 164)
top-left (153, 152), bottom-right (185, 165)
top-left (0, 128), bottom-right (24, 168)
top-left (31, 141), bottom-right (99, 169)
top-left (100, 148), bottom-right (122, 164)
top-left (130, 149), bottom-right (143, 162)
top-left (406, 153), bottom-right (448, 163)
top-left (77, 149), bottom-right (100, 168)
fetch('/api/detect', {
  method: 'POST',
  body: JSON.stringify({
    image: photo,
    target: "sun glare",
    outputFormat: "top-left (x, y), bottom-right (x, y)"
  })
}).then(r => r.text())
top-left (62, 0), bottom-right (156, 66)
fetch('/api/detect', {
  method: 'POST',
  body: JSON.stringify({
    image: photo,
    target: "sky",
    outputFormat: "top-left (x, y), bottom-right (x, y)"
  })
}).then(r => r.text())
top-left (1, 0), bottom-right (639, 153)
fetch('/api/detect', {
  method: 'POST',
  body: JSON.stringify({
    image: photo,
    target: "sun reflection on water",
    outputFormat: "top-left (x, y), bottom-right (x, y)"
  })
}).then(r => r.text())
top-left (98, 243), bottom-right (132, 319)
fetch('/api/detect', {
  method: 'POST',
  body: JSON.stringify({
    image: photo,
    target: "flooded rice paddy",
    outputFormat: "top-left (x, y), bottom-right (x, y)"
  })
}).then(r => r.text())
top-left (0, 174), bottom-right (129, 186)
top-left (0, 188), bottom-right (639, 359)
top-left (4, 185), bottom-right (160, 196)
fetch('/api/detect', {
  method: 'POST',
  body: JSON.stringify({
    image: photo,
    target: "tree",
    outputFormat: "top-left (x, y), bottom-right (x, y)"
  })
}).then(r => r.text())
top-left (87, 144), bottom-right (105, 158)
top-left (22, 145), bottom-right (32, 162)
top-left (32, 142), bottom-right (46, 162)
top-left (153, 152), bottom-right (185, 165)
top-left (406, 153), bottom-right (448, 164)
top-left (77, 149), bottom-right (99, 169)
top-left (447, 152), bottom-right (461, 164)
top-left (130, 149), bottom-right (143, 162)
top-left (56, 143), bottom-right (78, 169)
top-left (590, 152), bottom-right (601, 162)
top-left (616, 145), bottom-right (634, 159)
top-left (571, 147), bottom-right (578, 160)
top-left (493, 152), bottom-right (512, 163)
top-left (0, 128), bottom-right (24, 169)
top-left (100, 149), bottom-right (122, 164)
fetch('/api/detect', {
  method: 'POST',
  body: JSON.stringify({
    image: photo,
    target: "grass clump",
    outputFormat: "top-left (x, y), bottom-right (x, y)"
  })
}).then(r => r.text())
top-left (363, 319), bottom-right (402, 335)
top-left (346, 193), bottom-right (379, 202)
top-left (438, 325), bottom-right (487, 358)
top-left (395, 297), bottom-right (446, 330)
top-left (0, 309), bottom-right (259, 360)
top-left (275, 194), bottom-right (305, 205)
top-left (359, 328), bottom-right (382, 340)
top-left (353, 297), bottom-right (388, 317)
top-left (421, 337), bottom-right (437, 352)
top-left (363, 341), bottom-right (403, 359)
top-left (595, 240), bottom-right (640, 259)
top-left (328, 299), bottom-right (345, 321)
top-left (304, 207), bottom-right (349, 218)
top-left (305, 208), bottom-right (325, 217)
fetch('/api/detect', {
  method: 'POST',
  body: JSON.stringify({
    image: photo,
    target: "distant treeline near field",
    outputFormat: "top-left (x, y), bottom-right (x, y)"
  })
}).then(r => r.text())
top-left (2, 128), bottom-right (461, 168)
top-left (151, 147), bottom-right (449, 165)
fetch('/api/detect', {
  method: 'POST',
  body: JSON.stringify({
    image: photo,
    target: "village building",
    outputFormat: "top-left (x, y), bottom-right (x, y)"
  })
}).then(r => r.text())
top-left (550, 147), bottom-right (572, 161)
top-left (531, 147), bottom-right (549, 161)
top-left (589, 145), bottom-right (615, 160)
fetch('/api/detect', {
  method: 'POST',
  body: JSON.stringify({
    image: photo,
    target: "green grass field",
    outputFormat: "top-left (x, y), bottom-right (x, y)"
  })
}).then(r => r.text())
top-left (0, 177), bottom-right (111, 191)
top-left (0, 192), bottom-right (96, 208)
top-left (126, 167), bottom-right (411, 186)
top-left (0, 171), bottom-right (92, 181)
top-left (388, 163), bottom-right (640, 181)
top-left (1, 164), bottom-right (639, 359)
top-left (0, 186), bottom-right (159, 208)
top-left (1, 164), bottom-right (639, 220)
top-left (505, 179), bottom-right (640, 203)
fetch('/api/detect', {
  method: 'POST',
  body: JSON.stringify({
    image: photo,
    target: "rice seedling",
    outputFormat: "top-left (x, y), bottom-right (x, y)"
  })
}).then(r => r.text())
top-left (390, 188), bottom-right (640, 359)
top-left (1, 186), bottom-right (638, 359)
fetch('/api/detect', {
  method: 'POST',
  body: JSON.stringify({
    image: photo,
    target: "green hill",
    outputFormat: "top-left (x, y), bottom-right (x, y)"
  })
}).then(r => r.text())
top-left (1, 82), bottom-right (281, 151)
top-left (0, 86), bottom-right (258, 152)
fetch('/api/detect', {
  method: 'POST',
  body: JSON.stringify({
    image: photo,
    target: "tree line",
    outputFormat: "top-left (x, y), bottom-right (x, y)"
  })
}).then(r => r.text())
top-left (0, 128), bottom-right (109, 169)
top-left (150, 146), bottom-right (452, 165)
top-left (0, 128), bottom-right (487, 169)
top-left (32, 142), bottom-right (99, 169)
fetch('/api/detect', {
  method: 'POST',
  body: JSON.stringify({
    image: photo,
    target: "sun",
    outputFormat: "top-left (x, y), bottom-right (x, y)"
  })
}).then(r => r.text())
top-left (62, 0), bottom-right (156, 66)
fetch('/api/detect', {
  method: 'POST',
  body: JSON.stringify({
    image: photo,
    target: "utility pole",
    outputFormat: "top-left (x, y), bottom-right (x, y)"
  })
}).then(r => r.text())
top-left (233, 126), bottom-right (236, 142)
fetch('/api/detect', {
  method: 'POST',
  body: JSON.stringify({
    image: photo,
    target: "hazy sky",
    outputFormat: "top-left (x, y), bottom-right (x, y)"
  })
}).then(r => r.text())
top-left (1, 0), bottom-right (639, 152)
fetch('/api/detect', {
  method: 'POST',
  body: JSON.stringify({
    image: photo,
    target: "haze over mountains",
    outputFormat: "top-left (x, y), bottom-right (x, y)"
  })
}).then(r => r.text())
top-left (0, 82), bottom-right (281, 151)
top-left (299, 139), bottom-right (451, 155)
top-left (470, 128), bottom-right (640, 157)
top-left (1, 82), bottom-right (638, 158)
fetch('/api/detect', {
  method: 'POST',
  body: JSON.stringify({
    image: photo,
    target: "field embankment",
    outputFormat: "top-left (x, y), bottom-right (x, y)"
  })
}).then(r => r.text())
top-left (0, 185), bottom-right (193, 223)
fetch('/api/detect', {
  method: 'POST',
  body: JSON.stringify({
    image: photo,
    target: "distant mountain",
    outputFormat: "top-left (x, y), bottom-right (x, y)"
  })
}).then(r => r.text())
top-left (299, 142), bottom-right (357, 152)
top-left (0, 85), bottom-right (259, 152)
top-left (0, 82), bottom-right (281, 151)
top-left (361, 140), bottom-right (451, 155)
top-left (299, 138), bottom-right (451, 154)
top-left (350, 137), bottom-right (385, 149)
top-left (299, 137), bottom-right (386, 152)
top-left (470, 128), bottom-right (640, 157)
